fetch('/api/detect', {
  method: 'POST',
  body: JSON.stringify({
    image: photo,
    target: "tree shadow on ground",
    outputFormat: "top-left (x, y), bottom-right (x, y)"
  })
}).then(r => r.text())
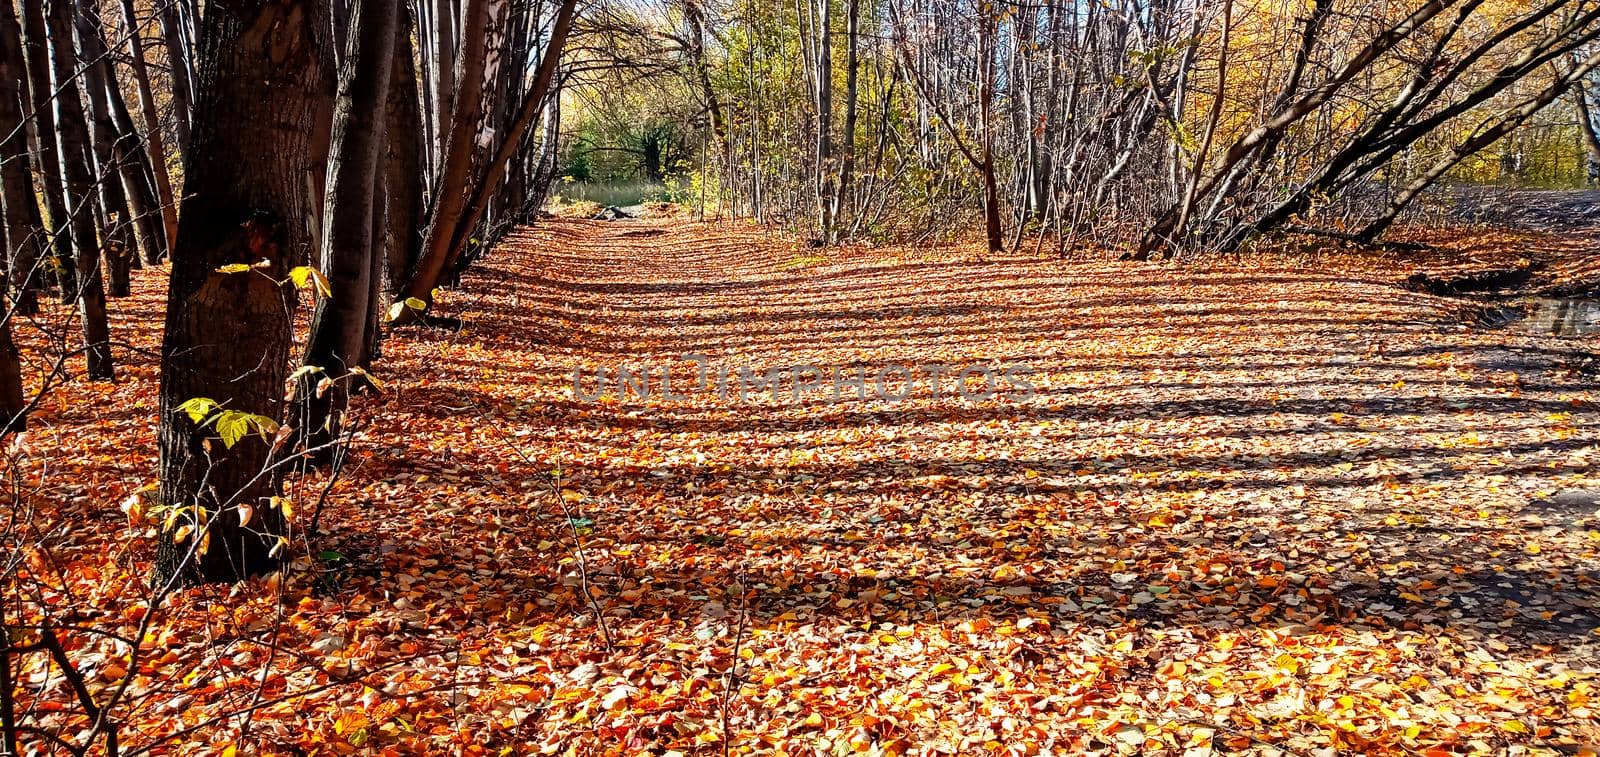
top-left (339, 221), bottom-right (1600, 658)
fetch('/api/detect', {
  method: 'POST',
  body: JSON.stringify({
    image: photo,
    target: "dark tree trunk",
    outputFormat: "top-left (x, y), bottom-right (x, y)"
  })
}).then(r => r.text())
top-left (18, 0), bottom-right (74, 288)
top-left (363, 177), bottom-right (387, 365)
top-left (298, 0), bottom-right (398, 455)
top-left (831, 0), bottom-right (860, 240)
top-left (156, 0), bottom-right (334, 585)
top-left (105, 75), bottom-right (169, 265)
top-left (813, 0), bottom-right (834, 241)
top-left (383, 6), bottom-right (424, 298)
top-left (73, 0), bottom-right (143, 294)
top-left (0, 0), bottom-right (44, 314)
top-left (157, 1), bottom-right (194, 158)
top-left (978, 9), bottom-right (1003, 254)
top-left (408, 0), bottom-right (492, 302)
top-left (0, 309), bottom-right (22, 436)
top-left (119, 0), bottom-right (180, 258)
top-left (45, 0), bottom-right (114, 379)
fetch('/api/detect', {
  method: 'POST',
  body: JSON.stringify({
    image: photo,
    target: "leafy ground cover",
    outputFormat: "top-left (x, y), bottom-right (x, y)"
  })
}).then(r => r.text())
top-left (9, 218), bottom-right (1600, 755)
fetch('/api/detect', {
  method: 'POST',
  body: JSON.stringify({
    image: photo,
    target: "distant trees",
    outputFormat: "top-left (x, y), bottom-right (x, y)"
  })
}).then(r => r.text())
top-left (16, 0), bottom-right (72, 284)
top-left (0, 0), bottom-right (43, 319)
top-left (585, 0), bottom-right (1600, 254)
top-left (44, 0), bottom-right (113, 379)
top-left (0, 0), bottom-right (36, 434)
top-left (118, 0), bottom-right (181, 256)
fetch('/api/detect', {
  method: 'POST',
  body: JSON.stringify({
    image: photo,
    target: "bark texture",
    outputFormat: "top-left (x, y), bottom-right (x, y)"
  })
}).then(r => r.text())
top-left (156, 0), bottom-right (334, 584)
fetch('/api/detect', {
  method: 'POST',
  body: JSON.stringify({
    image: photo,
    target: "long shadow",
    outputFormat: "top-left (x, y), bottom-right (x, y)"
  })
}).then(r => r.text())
top-left (337, 221), bottom-right (1600, 651)
top-left (335, 479), bottom-right (1600, 647)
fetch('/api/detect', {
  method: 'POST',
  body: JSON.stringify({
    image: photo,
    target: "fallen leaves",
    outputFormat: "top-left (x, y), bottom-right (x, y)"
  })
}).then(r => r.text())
top-left (7, 218), bottom-right (1600, 754)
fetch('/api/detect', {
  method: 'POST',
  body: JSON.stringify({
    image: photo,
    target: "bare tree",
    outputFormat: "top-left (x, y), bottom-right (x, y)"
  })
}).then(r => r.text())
top-left (298, 0), bottom-right (400, 455)
top-left (383, 5), bottom-right (425, 298)
top-left (400, 0), bottom-right (579, 319)
top-left (17, 0), bottom-right (74, 285)
top-left (0, 0), bottom-right (45, 314)
top-left (156, 0), bottom-right (195, 157)
top-left (44, 0), bottom-right (114, 378)
top-left (73, 0), bottom-right (152, 288)
top-left (119, 0), bottom-right (181, 255)
top-left (1569, 59), bottom-right (1600, 185)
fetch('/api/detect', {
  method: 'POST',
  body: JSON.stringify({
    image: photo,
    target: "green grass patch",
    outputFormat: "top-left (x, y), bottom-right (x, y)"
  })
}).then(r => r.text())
top-left (549, 181), bottom-right (669, 209)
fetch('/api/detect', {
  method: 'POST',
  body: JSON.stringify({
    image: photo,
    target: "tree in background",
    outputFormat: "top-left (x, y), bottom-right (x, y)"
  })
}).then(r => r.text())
top-left (1574, 63), bottom-right (1600, 184)
top-left (0, 0), bottom-right (44, 317)
top-left (0, 0), bottom-right (39, 435)
top-left (43, 0), bottom-right (114, 379)
top-left (298, 0), bottom-right (400, 455)
top-left (568, 0), bottom-right (1600, 254)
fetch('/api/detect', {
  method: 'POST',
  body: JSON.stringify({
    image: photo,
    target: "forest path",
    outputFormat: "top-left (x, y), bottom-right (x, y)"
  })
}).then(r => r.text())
top-left (24, 216), bottom-right (1600, 752)
top-left (359, 216), bottom-right (1600, 747)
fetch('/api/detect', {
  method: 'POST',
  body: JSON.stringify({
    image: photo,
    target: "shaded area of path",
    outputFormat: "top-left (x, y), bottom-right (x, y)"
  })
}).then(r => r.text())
top-left (370, 218), bottom-right (1600, 642)
top-left (348, 217), bottom-right (1600, 750)
top-left (1425, 186), bottom-right (1600, 236)
top-left (467, 220), bottom-right (1600, 623)
top-left (22, 216), bottom-right (1600, 753)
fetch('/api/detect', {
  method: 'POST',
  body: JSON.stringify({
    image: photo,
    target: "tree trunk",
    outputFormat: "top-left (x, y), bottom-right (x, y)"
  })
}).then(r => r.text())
top-left (45, 0), bottom-right (114, 379)
top-left (0, 0), bottom-right (44, 314)
top-left (683, 1), bottom-right (729, 162)
top-left (813, 0), bottom-right (834, 241)
top-left (156, 0), bottom-right (333, 585)
top-left (978, 7), bottom-right (1003, 254)
top-left (400, 0), bottom-right (576, 318)
top-left (73, 0), bottom-right (147, 288)
top-left (119, 0), bottom-right (180, 257)
top-left (298, 0), bottom-right (398, 456)
top-left (1573, 76), bottom-right (1600, 185)
top-left (363, 176), bottom-right (387, 365)
top-left (1172, 0), bottom-right (1233, 248)
top-left (105, 70), bottom-right (169, 266)
top-left (156, 1), bottom-right (194, 158)
top-left (831, 0), bottom-right (860, 240)
top-left (18, 0), bottom-right (74, 288)
top-left (0, 304), bottom-right (22, 435)
top-left (428, 0), bottom-right (457, 181)
top-left (525, 82), bottom-right (562, 223)
top-left (383, 6), bottom-right (424, 298)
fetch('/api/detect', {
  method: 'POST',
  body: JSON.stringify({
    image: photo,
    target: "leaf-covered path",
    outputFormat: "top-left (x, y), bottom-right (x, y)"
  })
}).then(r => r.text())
top-left (14, 217), bottom-right (1600, 754)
